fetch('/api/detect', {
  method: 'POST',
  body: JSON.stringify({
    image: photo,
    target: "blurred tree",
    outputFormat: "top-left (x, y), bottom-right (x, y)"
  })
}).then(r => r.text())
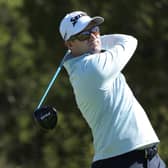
top-left (0, 0), bottom-right (167, 167)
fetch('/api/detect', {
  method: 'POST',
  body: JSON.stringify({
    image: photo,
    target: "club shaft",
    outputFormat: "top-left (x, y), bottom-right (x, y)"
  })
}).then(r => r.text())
top-left (36, 50), bottom-right (70, 109)
top-left (37, 65), bottom-right (62, 109)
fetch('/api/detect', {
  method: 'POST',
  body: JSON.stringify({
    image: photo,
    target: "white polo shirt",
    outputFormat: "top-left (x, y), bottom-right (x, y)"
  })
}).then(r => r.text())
top-left (63, 34), bottom-right (159, 162)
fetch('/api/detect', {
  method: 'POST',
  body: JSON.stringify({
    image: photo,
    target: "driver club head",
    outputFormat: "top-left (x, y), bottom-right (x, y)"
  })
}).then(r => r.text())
top-left (34, 106), bottom-right (58, 130)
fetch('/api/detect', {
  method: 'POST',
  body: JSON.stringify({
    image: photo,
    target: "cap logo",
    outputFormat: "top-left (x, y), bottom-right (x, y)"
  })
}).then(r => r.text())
top-left (70, 13), bottom-right (86, 27)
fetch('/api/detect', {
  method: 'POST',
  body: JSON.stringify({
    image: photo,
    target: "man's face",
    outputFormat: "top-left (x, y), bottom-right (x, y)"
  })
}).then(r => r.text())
top-left (66, 26), bottom-right (102, 56)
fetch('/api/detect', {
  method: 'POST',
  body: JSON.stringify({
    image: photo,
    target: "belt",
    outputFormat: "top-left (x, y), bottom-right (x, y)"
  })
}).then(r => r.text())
top-left (92, 145), bottom-right (158, 167)
top-left (120, 145), bottom-right (158, 161)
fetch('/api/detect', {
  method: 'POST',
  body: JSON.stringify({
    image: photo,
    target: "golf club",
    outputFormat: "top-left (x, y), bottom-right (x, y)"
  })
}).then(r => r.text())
top-left (33, 50), bottom-right (70, 130)
top-left (36, 50), bottom-right (70, 109)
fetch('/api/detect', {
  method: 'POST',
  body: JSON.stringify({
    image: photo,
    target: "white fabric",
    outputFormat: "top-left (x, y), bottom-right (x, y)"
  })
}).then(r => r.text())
top-left (63, 34), bottom-right (159, 162)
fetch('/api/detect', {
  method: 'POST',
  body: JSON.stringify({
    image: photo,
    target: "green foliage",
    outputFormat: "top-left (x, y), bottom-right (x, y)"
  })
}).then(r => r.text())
top-left (0, 0), bottom-right (167, 167)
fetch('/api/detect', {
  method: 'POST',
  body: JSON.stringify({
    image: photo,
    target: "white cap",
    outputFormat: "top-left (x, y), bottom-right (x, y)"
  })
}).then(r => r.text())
top-left (59, 11), bottom-right (104, 41)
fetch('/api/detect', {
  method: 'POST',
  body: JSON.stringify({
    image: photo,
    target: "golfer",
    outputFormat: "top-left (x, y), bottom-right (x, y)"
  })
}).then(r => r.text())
top-left (59, 11), bottom-right (166, 168)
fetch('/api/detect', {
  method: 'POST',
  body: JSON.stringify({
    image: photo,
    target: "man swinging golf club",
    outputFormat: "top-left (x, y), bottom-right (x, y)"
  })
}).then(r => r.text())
top-left (34, 10), bottom-right (166, 168)
top-left (59, 11), bottom-right (166, 168)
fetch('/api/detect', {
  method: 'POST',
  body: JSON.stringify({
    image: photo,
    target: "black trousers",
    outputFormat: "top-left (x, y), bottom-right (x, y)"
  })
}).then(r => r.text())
top-left (91, 146), bottom-right (167, 168)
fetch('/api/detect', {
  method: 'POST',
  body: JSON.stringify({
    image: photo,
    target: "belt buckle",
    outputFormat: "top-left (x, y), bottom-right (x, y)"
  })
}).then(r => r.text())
top-left (145, 149), bottom-right (148, 159)
top-left (144, 145), bottom-right (157, 160)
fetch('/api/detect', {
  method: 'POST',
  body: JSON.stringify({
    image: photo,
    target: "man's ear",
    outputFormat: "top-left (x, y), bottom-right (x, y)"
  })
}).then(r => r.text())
top-left (65, 41), bottom-right (73, 50)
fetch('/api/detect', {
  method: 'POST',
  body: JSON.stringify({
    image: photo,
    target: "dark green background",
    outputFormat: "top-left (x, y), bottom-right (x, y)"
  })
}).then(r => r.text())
top-left (0, 0), bottom-right (167, 167)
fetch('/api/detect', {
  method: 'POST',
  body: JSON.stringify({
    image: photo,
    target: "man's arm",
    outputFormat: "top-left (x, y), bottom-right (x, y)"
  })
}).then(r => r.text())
top-left (84, 34), bottom-right (137, 85)
top-left (103, 34), bottom-right (137, 75)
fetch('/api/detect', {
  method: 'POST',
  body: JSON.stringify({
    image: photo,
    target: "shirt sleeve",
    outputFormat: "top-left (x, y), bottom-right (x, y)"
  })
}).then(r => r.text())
top-left (105, 34), bottom-right (138, 76)
top-left (83, 34), bottom-right (138, 86)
